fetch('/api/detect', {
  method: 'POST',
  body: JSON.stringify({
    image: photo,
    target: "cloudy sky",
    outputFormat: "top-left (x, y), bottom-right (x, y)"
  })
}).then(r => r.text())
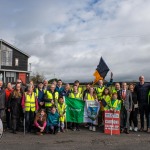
top-left (0, 0), bottom-right (150, 82)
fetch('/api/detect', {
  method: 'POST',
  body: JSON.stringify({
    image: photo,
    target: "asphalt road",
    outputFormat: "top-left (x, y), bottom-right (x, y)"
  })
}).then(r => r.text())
top-left (0, 128), bottom-right (150, 150)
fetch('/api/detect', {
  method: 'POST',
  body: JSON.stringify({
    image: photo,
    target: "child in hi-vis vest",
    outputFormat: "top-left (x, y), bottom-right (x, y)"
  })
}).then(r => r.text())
top-left (57, 97), bottom-right (66, 132)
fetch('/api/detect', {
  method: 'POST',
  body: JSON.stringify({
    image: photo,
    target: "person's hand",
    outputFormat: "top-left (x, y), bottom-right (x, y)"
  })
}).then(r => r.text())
top-left (129, 109), bottom-right (132, 112)
top-left (113, 110), bottom-right (116, 113)
top-left (111, 72), bottom-right (113, 79)
top-left (8, 109), bottom-right (10, 112)
top-left (23, 109), bottom-right (25, 113)
top-left (51, 100), bottom-right (54, 104)
top-left (41, 127), bottom-right (44, 130)
top-left (95, 99), bottom-right (98, 102)
top-left (40, 102), bottom-right (44, 106)
top-left (60, 114), bottom-right (63, 117)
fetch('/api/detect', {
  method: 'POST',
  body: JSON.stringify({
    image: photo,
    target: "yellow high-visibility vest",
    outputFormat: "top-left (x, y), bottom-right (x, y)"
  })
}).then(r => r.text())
top-left (25, 92), bottom-right (36, 112)
top-left (69, 92), bottom-right (82, 99)
top-left (101, 95), bottom-right (111, 111)
top-left (95, 86), bottom-right (105, 100)
top-left (57, 103), bottom-right (66, 122)
top-left (85, 93), bottom-right (95, 100)
top-left (35, 88), bottom-right (46, 96)
top-left (45, 91), bottom-right (59, 107)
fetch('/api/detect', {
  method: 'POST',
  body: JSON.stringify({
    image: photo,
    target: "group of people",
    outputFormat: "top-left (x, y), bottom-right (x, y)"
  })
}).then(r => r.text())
top-left (0, 74), bottom-right (150, 136)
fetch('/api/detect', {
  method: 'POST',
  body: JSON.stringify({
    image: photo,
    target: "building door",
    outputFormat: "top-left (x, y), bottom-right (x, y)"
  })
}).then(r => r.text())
top-left (19, 73), bottom-right (26, 84)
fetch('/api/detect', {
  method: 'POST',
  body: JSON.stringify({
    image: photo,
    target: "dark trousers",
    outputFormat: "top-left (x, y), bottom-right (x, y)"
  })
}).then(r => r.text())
top-left (129, 108), bottom-right (138, 127)
top-left (139, 104), bottom-right (149, 129)
top-left (47, 125), bottom-right (59, 134)
top-left (12, 117), bottom-right (20, 131)
top-left (72, 123), bottom-right (79, 129)
top-left (25, 111), bottom-right (35, 132)
top-left (120, 107), bottom-right (130, 130)
top-left (0, 109), bottom-right (5, 121)
top-left (5, 110), bottom-right (11, 129)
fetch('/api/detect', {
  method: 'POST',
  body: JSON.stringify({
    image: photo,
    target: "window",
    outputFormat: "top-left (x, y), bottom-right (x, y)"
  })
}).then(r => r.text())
top-left (15, 58), bottom-right (19, 66)
top-left (1, 44), bottom-right (13, 66)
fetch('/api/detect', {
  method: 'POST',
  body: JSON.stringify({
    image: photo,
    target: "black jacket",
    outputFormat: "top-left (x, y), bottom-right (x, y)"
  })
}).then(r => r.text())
top-left (134, 83), bottom-right (150, 105)
top-left (0, 89), bottom-right (6, 110)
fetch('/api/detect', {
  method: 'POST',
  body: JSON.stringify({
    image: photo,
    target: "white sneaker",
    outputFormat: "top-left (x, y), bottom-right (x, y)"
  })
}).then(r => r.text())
top-left (89, 126), bottom-right (92, 131)
top-left (134, 127), bottom-right (138, 132)
top-left (92, 126), bottom-right (96, 132)
top-left (129, 126), bottom-right (133, 131)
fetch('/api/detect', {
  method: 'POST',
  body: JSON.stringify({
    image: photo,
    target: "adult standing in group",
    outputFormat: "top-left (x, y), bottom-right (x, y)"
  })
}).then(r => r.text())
top-left (83, 83), bottom-right (91, 100)
top-left (129, 84), bottom-right (138, 132)
top-left (0, 80), bottom-right (5, 122)
top-left (8, 83), bottom-right (23, 134)
top-left (44, 84), bottom-right (59, 110)
top-left (112, 82), bottom-right (121, 94)
top-left (22, 84), bottom-right (39, 132)
top-left (118, 82), bottom-right (132, 134)
top-left (5, 82), bottom-right (13, 129)
top-left (134, 76), bottom-right (150, 132)
top-left (43, 80), bottom-right (49, 91)
top-left (95, 72), bottom-right (113, 101)
top-left (60, 83), bottom-right (71, 97)
top-left (35, 81), bottom-right (45, 109)
top-left (95, 72), bottom-right (113, 126)
top-left (15, 79), bottom-right (26, 92)
top-left (55, 79), bottom-right (64, 94)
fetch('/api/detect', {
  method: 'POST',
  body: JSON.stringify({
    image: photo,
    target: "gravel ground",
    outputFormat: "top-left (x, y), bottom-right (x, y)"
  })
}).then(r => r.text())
top-left (0, 128), bottom-right (150, 150)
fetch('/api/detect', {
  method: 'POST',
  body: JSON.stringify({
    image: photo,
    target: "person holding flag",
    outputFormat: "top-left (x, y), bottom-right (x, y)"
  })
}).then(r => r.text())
top-left (69, 85), bottom-right (83, 131)
top-left (93, 57), bottom-right (113, 126)
top-left (84, 86), bottom-right (99, 131)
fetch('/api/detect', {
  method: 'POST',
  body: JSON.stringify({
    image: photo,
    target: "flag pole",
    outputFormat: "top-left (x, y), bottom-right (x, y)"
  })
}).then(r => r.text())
top-left (63, 96), bottom-right (68, 132)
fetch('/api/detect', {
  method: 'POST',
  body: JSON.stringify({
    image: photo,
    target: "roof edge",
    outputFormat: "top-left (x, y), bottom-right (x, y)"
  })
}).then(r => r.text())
top-left (0, 39), bottom-right (30, 57)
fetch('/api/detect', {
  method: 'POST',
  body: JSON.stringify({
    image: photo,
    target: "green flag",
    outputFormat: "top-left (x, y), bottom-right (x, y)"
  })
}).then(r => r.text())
top-left (65, 97), bottom-right (85, 123)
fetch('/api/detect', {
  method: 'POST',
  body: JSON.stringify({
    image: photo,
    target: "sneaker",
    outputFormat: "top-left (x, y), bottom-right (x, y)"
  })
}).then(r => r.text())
top-left (139, 128), bottom-right (144, 132)
top-left (129, 126), bottom-right (133, 131)
top-left (89, 126), bottom-right (92, 131)
top-left (72, 128), bottom-right (76, 131)
top-left (92, 126), bottom-right (96, 132)
top-left (134, 127), bottom-right (138, 132)
top-left (76, 128), bottom-right (80, 131)
top-left (147, 128), bottom-right (150, 133)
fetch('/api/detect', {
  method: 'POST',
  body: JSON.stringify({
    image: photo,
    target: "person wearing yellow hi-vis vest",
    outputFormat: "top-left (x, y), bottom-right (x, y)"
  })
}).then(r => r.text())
top-left (21, 84), bottom-right (39, 132)
top-left (44, 84), bottom-right (59, 111)
top-left (69, 85), bottom-right (83, 100)
top-left (98, 87), bottom-right (111, 126)
top-left (35, 81), bottom-right (46, 109)
top-left (104, 92), bottom-right (121, 111)
top-left (84, 86), bottom-right (98, 132)
top-left (57, 97), bottom-right (66, 132)
top-left (95, 72), bottom-right (113, 101)
top-left (71, 80), bottom-right (83, 95)
top-left (111, 82), bottom-right (121, 94)
top-left (84, 86), bottom-right (97, 101)
top-left (69, 85), bottom-right (83, 131)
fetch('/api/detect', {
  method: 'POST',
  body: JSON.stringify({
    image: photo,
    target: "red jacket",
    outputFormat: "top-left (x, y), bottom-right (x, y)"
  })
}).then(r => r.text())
top-left (5, 88), bottom-right (13, 101)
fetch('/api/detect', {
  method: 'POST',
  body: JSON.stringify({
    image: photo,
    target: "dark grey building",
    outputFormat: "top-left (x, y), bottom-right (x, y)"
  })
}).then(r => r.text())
top-left (0, 39), bottom-right (30, 84)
